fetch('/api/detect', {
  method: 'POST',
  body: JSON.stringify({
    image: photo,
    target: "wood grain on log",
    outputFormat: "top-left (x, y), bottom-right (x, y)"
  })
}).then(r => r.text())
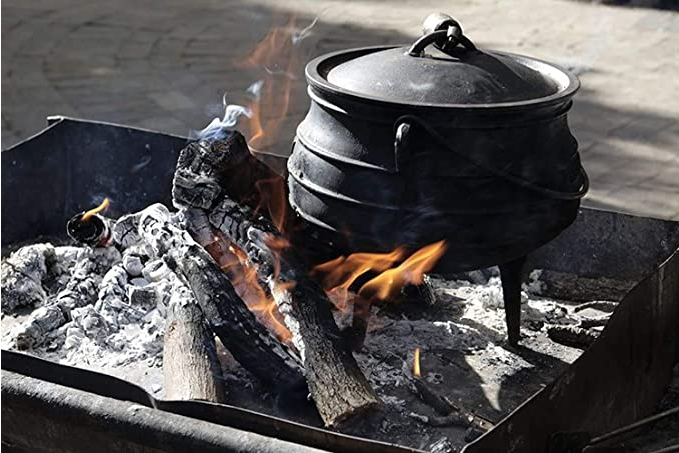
top-left (209, 197), bottom-right (381, 427)
top-left (135, 204), bottom-right (305, 391)
top-left (163, 294), bottom-right (226, 403)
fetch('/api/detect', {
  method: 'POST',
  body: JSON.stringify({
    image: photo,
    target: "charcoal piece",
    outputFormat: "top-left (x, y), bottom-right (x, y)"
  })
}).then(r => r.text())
top-left (547, 324), bottom-right (599, 349)
top-left (538, 270), bottom-right (634, 302)
top-left (209, 196), bottom-right (381, 427)
top-left (66, 213), bottom-right (113, 247)
top-left (572, 300), bottom-right (618, 314)
top-left (163, 293), bottom-right (226, 403)
top-left (14, 305), bottom-right (67, 350)
top-left (71, 305), bottom-right (110, 341)
top-left (135, 203), bottom-right (304, 390)
top-left (94, 264), bottom-right (131, 330)
top-left (122, 253), bottom-right (144, 277)
top-left (172, 132), bottom-right (273, 211)
top-left (13, 249), bottom-right (120, 349)
top-left (112, 212), bottom-right (143, 248)
top-left (1, 243), bottom-right (54, 313)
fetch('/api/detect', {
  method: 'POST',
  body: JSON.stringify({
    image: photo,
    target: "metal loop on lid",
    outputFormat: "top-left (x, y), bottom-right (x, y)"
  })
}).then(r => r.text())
top-left (407, 28), bottom-right (477, 57)
top-left (409, 13), bottom-right (477, 57)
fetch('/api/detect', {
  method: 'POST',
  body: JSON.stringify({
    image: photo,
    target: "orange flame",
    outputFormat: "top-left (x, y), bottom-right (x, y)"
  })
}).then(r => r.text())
top-left (311, 241), bottom-right (447, 310)
top-left (238, 15), bottom-right (306, 154)
top-left (359, 240), bottom-right (448, 301)
top-left (204, 234), bottom-right (293, 344)
top-left (81, 198), bottom-right (110, 221)
top-left (255, 176), bottom-right (290, 235)
top-left (413, 347), bottom-right (421, 378)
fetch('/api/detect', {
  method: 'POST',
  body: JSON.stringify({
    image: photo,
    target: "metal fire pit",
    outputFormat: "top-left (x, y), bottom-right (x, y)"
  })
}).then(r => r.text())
top-left (2, 117), bottom-right (678, 452)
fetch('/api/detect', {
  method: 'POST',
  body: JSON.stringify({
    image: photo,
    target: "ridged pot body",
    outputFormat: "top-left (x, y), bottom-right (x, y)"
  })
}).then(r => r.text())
top-left (288, 47), bottom-right (584, 273)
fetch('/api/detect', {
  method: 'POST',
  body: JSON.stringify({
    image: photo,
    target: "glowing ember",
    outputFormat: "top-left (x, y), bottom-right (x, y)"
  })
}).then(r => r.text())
top-left (311, 240), bottom-right (447, 310)
top-left (81, 198), bottom-right (110, 221)
top-left (413, 347), bottom-right (421, 378)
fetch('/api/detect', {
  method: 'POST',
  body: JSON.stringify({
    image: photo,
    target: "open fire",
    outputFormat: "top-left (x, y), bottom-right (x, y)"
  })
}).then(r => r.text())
top-left (7, 12), bottom-right (668, 453)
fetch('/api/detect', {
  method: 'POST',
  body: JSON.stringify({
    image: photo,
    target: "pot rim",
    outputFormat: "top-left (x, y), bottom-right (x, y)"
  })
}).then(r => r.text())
top-left (306, 45), bottom-right (580, 112)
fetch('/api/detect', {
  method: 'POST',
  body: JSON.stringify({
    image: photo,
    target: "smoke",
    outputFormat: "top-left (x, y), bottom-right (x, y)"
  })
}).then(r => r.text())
top-left (191, 93), bottom-right (252, 143)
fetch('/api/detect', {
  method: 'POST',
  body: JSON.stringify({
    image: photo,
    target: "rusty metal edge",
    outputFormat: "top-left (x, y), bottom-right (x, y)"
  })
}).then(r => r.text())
top-left (0, 349), bottom-right (421, 453)
top-left (462, 243), bottom-right (679, 453)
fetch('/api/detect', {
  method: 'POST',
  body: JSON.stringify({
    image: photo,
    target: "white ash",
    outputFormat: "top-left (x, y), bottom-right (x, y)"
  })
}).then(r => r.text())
top-left (1, 244), bottom-right (54, 313)
top-left (3, 205), bottom-right (612, 413)
top-left (355, 274), bottom-right (586, 392)
top-left (0, 208), bottom-right (195, 387)
top-left (10, 247), bottom-right (122, 350)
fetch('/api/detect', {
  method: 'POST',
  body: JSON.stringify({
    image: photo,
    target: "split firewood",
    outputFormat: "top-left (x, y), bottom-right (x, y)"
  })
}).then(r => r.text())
top-left (547, 324), bottom-right (599, 349)
top-left (134, 204), bottom-right (305, 391)
top-left (171, 134), bottom-right (381, 426)
top-left (163, 290), bottom-right (226, 403)
top-left (208, 196), bottom-right (382, 427)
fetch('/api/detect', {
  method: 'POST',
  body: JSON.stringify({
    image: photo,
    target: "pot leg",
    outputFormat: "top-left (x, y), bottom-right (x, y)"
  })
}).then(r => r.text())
top-left (499, 255), bottom-right (527, 346)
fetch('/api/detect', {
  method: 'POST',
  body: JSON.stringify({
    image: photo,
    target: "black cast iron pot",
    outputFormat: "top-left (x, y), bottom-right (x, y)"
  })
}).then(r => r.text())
top-left (288, 13), bottom-right (589, 274)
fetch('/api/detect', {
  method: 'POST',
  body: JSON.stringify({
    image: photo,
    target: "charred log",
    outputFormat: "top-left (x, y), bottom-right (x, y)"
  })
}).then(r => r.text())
top-left (135, 204), bottom-right (304, 391)
top-left (163, 293), bottom-right (226, 403)
top-left (172, 132), bottom-right (275, 211)
top-left (547, 324), bottom-right (599, 349)
top-left (209, 197), bottom-right (381, 427)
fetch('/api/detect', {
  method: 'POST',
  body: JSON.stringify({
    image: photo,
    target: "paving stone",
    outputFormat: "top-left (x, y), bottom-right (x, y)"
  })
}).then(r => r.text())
top-left (2, 0), bottom-right (678, 222)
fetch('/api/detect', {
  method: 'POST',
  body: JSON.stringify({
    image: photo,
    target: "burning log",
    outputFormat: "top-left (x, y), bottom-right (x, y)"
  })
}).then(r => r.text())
top-left (208, 196), bottom-right (382, 427)
top-left (163, 292), bottom-right (226, 403)
top-left (172, 132), bottom-right (273, 212)
top-left (171, 134), bottom-right (381, 426)
top-left (134, 204), bottom-right (305, 391)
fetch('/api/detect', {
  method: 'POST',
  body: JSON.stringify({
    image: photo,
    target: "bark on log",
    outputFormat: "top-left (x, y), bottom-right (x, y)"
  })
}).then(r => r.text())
top-left (163, 294), bottom-right (226, 403)
top-left (135, 204), bottom-right (304, 391)
top-left (209, 197), bottom-right (381, 427)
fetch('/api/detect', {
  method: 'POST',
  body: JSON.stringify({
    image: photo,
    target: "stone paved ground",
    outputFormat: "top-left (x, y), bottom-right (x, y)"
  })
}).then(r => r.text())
top-left (2, 0), bottom-right (678, 219)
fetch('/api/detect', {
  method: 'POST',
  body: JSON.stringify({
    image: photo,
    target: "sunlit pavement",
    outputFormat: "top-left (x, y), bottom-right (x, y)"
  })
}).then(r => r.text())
top-left (2, 0), bottom-right (678, 219)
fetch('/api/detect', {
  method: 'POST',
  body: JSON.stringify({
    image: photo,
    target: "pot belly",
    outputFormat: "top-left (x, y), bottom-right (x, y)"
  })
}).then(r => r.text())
top-left (288, 104), bottom-right (584, 273)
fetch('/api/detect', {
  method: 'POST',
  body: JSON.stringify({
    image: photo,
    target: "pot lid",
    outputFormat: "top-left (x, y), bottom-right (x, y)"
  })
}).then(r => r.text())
top-left (318, 13), bottom-right (576, 107)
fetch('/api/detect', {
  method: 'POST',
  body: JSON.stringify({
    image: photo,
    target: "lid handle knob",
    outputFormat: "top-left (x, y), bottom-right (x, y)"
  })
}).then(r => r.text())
top-left (408, 13), bottom-right (477, 57)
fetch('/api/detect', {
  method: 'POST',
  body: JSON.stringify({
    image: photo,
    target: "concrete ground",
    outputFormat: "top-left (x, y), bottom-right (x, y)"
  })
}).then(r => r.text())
top-left (2, 0), bottom-right (678, 219)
